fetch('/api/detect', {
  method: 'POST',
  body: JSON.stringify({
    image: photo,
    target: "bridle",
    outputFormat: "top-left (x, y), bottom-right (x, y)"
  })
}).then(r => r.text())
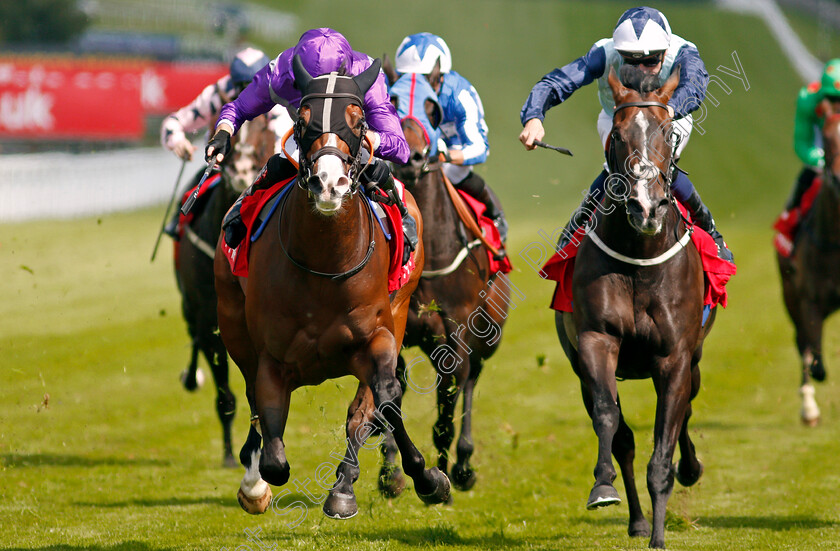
top-left (607, 100), bottom-right (691, 227)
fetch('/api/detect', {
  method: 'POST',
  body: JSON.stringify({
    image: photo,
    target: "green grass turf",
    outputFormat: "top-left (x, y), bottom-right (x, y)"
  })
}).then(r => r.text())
top-left (3, 1), bottom-right (840, 549)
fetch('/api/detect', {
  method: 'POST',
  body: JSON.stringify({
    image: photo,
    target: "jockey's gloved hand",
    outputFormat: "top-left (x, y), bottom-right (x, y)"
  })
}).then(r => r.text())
top-left (437, 138), bottom-right (452, 163)
top-left (206, 129), bottom-right (231, 163)
top-left (360, 158), bottom-right (392, 187)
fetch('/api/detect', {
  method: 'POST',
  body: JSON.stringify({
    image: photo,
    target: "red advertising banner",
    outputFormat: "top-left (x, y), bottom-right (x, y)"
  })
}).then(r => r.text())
top-left (0, 57), bottom-right (227, 141)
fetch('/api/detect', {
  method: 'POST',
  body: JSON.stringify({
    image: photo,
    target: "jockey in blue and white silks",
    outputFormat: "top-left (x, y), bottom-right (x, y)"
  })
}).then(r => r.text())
top-left (396, 32), bottom-right (508, 252)
top-left (519, 6), bottom-right (732, 261)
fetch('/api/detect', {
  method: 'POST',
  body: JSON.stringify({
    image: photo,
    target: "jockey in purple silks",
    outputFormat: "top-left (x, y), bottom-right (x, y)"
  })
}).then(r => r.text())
top-left (206, 28), bottom-right (416, 251)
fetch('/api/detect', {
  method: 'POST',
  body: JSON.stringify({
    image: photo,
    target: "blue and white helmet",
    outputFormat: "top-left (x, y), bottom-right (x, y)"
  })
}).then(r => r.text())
top-left (612, 7), bottom-right (671, 57)
top-left (229, 47), bottom-right (270, 86)
top-left (395, 33), bottom-right (451, 74)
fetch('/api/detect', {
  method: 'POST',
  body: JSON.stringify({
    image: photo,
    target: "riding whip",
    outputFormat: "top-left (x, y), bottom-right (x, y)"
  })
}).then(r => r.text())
top-left (181, 159), bottom-right (215, 215)
top-left (534, 140), bottom-right (573, 157)
top-left (150, 157), bottom-right (188, 262)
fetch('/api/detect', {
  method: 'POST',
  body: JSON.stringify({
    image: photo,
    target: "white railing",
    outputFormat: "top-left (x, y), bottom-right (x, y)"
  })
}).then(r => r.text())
top-left (0, 148), bottom-right (206, 222)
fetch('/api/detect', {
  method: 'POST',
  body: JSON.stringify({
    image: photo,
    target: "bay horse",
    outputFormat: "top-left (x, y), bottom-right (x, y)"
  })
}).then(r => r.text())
top-left (376, 68), bottom-right (510, 499)
top-left (777, 99), bottom-right (840, 426)
top-left (555, 67), bottom-right (714, 549)
top-left (174, 113), bottom-right (277, 467)
top-left (213, 55), bottom-right (450, 519)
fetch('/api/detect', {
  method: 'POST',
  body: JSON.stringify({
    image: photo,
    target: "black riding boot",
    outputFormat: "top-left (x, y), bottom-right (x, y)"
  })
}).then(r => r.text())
top-left (683, 190), bottom-right (734, 262)
top-left (222, 154), bottom-right (297, 248)
top-left (456, 172), bottom-right (508, 257)
top-left (378, 174), bottom-right (419, 264)
top-left (785, 167), bottom-right (819, 210)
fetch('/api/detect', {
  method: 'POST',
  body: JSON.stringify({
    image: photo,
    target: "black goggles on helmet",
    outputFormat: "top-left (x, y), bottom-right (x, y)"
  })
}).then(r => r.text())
top-left (619, 50), bottom-right (665, 67)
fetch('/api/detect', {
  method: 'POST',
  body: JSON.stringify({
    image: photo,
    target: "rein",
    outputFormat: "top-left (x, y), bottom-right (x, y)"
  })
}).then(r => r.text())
top-left (276, 185), bottom-right (377, 280)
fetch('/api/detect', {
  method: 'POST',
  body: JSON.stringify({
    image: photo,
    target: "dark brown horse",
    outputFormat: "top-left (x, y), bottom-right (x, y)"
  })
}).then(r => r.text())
top-left (555, 67), bottom-right (715, 549)
top-left (376, 69), bottom-right (510, 499)
top-left (777, 102), bottom-right (840, 426)
top-left (174, 113), bottom-right (276, 467)
top-left (213, 56), bottom-right (450, 519)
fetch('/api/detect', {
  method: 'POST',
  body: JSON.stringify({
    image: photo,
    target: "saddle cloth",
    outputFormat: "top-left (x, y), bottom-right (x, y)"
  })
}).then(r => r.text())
top-left (541, 202), bottom-right (736, 313)
top-left (220, 176), bottom-right (415, 293)
top-left (773, 177), bottom-right (822, 258)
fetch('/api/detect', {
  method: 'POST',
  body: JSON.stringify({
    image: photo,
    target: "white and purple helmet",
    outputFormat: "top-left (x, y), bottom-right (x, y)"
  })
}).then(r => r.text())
top-left (395, 32), bottom-right (451, 74)
top-left (612, 7), bottom-right (671, 57)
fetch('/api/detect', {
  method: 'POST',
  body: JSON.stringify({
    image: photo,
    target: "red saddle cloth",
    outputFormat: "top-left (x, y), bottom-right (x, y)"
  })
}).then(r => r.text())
top-left (541, 203), bottom-right (736, 313)
top-left (456, 189), bottom-right (513, 274)
top-left (773, 177), bottom-right (822, 257)
top-left (220, 177), bottom-right (416, 293)
top-left (173, 173), bottom-right (222, 266)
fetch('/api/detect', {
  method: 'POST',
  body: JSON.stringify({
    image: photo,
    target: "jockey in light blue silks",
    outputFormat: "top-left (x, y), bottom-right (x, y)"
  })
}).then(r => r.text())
top-left (395, 33), bottom-right (509, 256)
top-left (519, 6), bottom-right (732, 261)
top-left (206, 28), bottom-right (415, 251)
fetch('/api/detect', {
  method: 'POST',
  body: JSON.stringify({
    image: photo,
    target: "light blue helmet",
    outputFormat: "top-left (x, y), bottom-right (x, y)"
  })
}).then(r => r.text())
top-left (613, 7), bottom-right (671, 57)
top-left (395, 32), bottom-right (451, 74)
top-left (229, 47), bottom-right (270, 86)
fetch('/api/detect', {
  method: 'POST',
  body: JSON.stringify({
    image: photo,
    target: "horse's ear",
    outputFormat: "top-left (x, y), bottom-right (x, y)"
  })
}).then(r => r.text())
top-left (656, 64), bottom-right (681, 102)
top-left (292, 54), bottom-right (313, 92)
top-left (382, 53), bottom-right (398, 87)
top-left (607, 66), bottom-right (631, 104)
top-left (354, 58), bottom-right (382, 95)
top-left (427, 58), bottom-right (442, 92)
top-left (425, 98), bottom-right (443, 129)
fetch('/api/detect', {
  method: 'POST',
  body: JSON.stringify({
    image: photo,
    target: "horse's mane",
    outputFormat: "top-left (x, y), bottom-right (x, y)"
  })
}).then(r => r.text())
top-left (619, 64), bottom-right (660, 94)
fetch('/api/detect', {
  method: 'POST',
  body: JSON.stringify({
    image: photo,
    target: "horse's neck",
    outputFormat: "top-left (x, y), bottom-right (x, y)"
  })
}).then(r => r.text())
top-left (812, 177), bottom-right (840, 243)
top-left (413, 170), bottom-right (464, 260)
top-left (285, 186), bottom-right (368, 258)
top-left (597, 200), bottom-right (680, 259)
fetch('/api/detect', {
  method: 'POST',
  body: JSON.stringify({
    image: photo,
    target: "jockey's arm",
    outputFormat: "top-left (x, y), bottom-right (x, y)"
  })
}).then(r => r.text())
top-left (519, 43), bottom-right (605, 149)
top-left (161, 78), bottom-right (226, 160)
top-left (211, 65), bottom-right (276, 163)
top-left (793, 88), bottom-right (824, 168)
top-left (450, 86), bottom-right (489, 166)
top-left (667, 42), bottom-right (709, 119)
top-left (362, 71), bottom-right (409, 164)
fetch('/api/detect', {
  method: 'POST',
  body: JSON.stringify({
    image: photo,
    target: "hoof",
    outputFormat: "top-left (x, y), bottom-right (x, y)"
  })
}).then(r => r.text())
top-left (323, 491), bottom-right (358, 519)
top-left (237, 485), bottom-right (271, 514)
top-left (222, 454), bottom-right (239, 469)
top-left (451, 464), bottom-right (477, 491)
top-left (179, 367), bottom-right (205, 391)
top-left (675, 459), bottom-right (704, 487)
top-left (378, 466), bottom-right (406, 498)
top-left (801, 415), bottom-right (820, 427)
top-left (628, 518), bottom-right (651, 538)
top-left (416, 467), bottom-right (451, 505)
top-left (586, 484), bottom-right (621, 510)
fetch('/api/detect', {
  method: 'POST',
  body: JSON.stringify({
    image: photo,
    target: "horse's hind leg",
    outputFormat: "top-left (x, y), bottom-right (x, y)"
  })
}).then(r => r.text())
top-left (611, 396), bottom-right (650, 537)
top-left (324, 382), bottom-right (378, 519)
top-left (368, 328), bottom-right (451, 506)
top-left (377, 355), bottom-right (406, 499)
top-left (197, 325), bottom-right (237, 468)
top-left (676, 363), bottom-right (703, 487)
top-left (451, 359), bottom-right (482, 492)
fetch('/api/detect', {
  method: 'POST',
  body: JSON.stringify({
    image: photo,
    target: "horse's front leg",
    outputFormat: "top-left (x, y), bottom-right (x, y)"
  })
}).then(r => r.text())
top-left (796, 300), bottom-right (825, 425)
top-left (377, 354), bottom-right (407, 499)
top-left (578, 330), bottom-right (622, 509)
top-left (648, 358), bottom-right (692, 549)
top-left (432, 342), bottom-right (469, 482)
top-left (367, 328), bottom-right (451, 506)
top-left (255, 354), bottom-right (293, 487)
top-left (323, 381), bottom-right (377, 519)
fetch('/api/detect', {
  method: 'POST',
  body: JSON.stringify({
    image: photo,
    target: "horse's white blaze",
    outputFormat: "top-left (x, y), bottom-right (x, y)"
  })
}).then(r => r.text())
top-left (312, 134), bottom-right (351, 214)
top-left (240, 449), bottom-right (269, 499)
top-left (632, 111), bottom-right (654, 213)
